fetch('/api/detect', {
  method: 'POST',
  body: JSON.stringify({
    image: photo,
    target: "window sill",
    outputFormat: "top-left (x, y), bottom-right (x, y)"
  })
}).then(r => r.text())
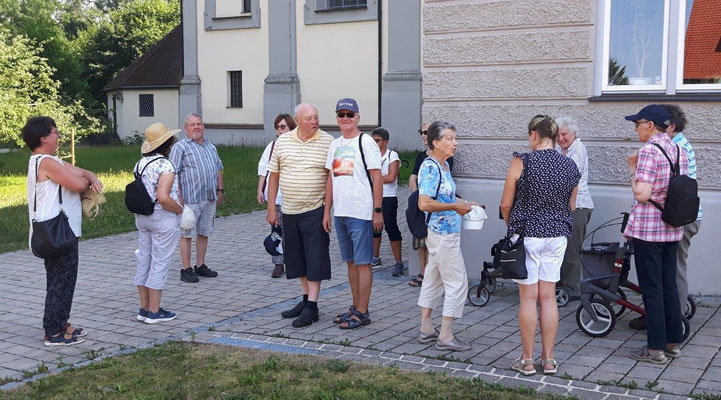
top-left (589, 93), bottom-right (721, 102)
top-left (315, 5), bottom-right (367, 13)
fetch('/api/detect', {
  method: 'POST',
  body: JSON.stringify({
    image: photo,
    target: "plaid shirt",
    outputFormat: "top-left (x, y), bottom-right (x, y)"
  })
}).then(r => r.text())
top-left (624, 133), bottom-right (688, 242)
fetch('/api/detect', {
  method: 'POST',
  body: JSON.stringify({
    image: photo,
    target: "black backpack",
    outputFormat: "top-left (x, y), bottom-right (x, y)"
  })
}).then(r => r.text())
top-left (405, 160), bottom-right (443, 239)
top-left (648, 143), bottom-right (700, 227)
top-left (125, 157), bottom-right (164, 215)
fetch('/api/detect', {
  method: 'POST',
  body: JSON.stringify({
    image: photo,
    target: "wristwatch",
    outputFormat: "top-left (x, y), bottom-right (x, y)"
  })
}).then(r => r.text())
top-left (217, 189), bottom-right (225, 193)
top-left (374, 207), bottom-right (382, 213)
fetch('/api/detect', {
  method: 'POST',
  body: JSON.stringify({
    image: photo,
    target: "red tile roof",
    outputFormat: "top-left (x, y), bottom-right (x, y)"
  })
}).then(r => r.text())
top-left (683, 0), bottom-right (721, 81)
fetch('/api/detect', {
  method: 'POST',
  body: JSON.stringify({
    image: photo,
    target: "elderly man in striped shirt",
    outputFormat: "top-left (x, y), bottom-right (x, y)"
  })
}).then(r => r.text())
top-left (267, 103), bottom-right (334, 328)
top-left (170, 113), bottom-right (224, 283)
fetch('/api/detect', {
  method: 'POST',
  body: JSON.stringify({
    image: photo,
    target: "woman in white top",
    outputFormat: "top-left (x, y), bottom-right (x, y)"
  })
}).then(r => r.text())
top-left (370, 128), bottom-right (404, 275)
top-left (23, 116), bottom-right (103, 346)
top-left (133, 123), bottom-right (184, 324)
top-left (257, 113), bottom-right (296, 278)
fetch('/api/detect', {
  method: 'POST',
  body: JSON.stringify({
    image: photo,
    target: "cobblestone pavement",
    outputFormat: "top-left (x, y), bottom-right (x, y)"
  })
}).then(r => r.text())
top-left (1, 187), bottom-right (720, 399)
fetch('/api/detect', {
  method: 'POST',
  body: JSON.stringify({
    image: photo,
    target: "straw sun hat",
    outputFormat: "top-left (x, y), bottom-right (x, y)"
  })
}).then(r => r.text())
top-left (141, 122), bottom-right (181, 154)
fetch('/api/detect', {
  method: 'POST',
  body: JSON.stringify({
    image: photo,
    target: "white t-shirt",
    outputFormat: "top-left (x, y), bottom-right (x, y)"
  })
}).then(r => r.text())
top-left (27, 155), bottom-right (83, 245)
top-left (257, 140), bottom-right (282, 205)
top-left (380, 149), bottom-right (400, 198)
top-left (325, 133), bottom-right (382, 220)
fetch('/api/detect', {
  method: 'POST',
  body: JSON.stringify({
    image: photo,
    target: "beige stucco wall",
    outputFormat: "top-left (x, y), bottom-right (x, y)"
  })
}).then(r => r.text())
top-left (420, 0), bottom-right (721, 295)
top-left (295, 0), bottom-right (380, 126)
top-left (196, 2), bottom-right (269, 125)
top-left (107, 89), bottom-right (179, 139)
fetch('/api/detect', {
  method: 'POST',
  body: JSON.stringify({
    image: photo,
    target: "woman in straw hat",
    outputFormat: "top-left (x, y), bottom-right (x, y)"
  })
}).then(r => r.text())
top-left (22, 116), bottom-right (104, 346)
top-left (133, 122), bottom-right (184, 324)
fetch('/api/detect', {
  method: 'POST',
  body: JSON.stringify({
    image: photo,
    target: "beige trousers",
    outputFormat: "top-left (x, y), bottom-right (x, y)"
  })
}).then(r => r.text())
top-left (417, 231), bottom-right (468, 318)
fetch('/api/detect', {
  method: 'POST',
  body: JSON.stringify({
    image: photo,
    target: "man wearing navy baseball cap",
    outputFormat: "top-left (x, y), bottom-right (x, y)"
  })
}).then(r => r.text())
top-left (323, 97), bottom-right (383, 330)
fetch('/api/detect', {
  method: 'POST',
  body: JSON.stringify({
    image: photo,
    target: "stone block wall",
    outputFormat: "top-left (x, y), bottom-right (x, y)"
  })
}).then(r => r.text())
top-left (419, 0), bottom-right (721, 294)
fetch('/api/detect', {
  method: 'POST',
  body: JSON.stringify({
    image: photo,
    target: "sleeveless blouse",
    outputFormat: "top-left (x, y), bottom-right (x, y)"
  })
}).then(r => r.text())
top-left (26, 155), bottom-right (83, 246)
top-left (509, 149), bottom-right (580, 238)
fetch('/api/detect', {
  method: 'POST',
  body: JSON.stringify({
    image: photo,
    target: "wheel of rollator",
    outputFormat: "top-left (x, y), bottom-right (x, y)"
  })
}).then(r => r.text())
top-left (467, 284), bottom-right (490, 307)
top-left (611, 288), bottom-right (627, 318)
top-left (576, 298), bottom-right (616, 338)
top-left (487, 277), bottom-right (497, 294)
top-left (685, 295), bottom-right (696, 320)
top-left (680, 316), bottom-right (691, 343)
top-left (556, 287), bottom-right (570, 307)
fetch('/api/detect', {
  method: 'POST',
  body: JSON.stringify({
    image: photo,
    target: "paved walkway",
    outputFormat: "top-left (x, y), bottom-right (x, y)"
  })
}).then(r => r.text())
top-left (1, 186), bottom-right (720, 399)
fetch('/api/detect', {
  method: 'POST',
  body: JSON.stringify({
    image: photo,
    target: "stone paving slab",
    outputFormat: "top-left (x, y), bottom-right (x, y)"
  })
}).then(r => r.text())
top-left (1, 186), bottom-right (720, 399)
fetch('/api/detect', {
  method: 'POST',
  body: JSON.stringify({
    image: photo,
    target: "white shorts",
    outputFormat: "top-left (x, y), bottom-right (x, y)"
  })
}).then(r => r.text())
top-left (513, 236), bottom-right (568, 285)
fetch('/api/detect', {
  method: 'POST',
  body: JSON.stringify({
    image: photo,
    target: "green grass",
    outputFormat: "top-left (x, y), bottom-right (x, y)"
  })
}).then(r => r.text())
top-left (0, 145), bottom-right (417, 254)
top-left (2, 342), bottom-right (573, 399)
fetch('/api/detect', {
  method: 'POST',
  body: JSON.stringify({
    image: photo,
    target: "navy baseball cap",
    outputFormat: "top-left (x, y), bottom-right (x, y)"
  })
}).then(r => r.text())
top-left (624, 104), bottom-right (671, 128)
top-left (335, 98), bottom-right (359, 113)
top-left (263, 225), bottom-right (283, 257)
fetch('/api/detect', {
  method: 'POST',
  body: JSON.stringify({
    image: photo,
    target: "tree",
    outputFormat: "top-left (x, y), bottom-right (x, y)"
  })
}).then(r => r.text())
top-left (0, 29), bottom-right (98, 147)
top-left (0, 0), bottom-right (102, 99)
top-left (608, 57), bottom-right (629, 86)
top-left (77, 0), bottom-right (180, 102)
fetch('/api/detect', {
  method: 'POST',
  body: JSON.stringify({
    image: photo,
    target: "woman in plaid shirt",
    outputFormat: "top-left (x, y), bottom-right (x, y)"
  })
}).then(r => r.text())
top-left (624, 105), bottom-right (689, 364)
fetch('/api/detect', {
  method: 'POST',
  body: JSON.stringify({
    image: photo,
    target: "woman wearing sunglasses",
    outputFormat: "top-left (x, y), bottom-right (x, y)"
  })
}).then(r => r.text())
top-left (257, 113), bottom-right (297, 278)
top-left (408, 123), bottom-right (454, 288)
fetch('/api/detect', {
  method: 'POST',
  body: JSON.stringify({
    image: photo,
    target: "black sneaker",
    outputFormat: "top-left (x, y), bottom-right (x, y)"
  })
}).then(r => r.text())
top-left (281, 301), bottom-right (305, 319)
top-left (629, 315), bottom-right (647, 330)
top-left (194, 264), bottom-right (218, 278)
top-left (180, 267), bottom-right (199, 283)
top-left (292, 306), bottom-right (319, 328)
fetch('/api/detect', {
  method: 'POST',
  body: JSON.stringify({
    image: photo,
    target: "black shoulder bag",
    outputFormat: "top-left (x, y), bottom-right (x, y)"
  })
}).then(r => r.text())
top-left (30, 156), bottom-right (78, 259)
top-left (497, 160), bottom-right (529, 280)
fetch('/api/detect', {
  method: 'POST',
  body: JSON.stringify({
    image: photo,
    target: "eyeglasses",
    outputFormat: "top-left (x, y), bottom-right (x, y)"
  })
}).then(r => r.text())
top-left (418, 130), bottom-right (427, 135)
top-left (336, 111), bottom-right (355, 118)
top-left (275, 124), bottom-right (287, 130)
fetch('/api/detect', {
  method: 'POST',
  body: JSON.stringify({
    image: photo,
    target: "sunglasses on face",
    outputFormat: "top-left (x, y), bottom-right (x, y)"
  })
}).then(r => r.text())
top-left (275, 124), bottom-right (287, 130)
top-left (418, 130), bottom-right (427, 135)
top-left (336, 111), bottom-right (355, 118)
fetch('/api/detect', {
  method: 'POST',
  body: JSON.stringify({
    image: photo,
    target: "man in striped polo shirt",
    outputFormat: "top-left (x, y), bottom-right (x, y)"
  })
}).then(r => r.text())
top-left (170, 113), bottom-right (224, 283)
top-left (267, 103), bottom-right (333, 328)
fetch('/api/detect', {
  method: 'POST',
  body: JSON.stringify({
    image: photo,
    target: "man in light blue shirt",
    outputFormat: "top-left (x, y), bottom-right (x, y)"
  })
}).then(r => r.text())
top-left (662, 104), bottom-right (701, 318)
top-left (169, 113), bottom-right (224, 283)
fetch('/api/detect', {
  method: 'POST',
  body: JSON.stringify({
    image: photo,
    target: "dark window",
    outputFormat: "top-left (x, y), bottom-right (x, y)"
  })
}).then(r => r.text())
top-left (243, 0), bottom-right (251, 12)
top-left (139, 94), bottom-right (154, 117)
top-left (229, 71), bottom-right (243, 108)
top-left (321, 0), bottom-right (367, 11)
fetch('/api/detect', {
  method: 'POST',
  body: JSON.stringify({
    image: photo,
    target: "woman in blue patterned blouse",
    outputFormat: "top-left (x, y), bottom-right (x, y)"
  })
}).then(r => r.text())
top-left (416, 121), bottom-right (475, 352)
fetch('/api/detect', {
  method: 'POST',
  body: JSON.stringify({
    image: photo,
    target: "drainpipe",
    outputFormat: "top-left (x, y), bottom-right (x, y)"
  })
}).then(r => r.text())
top-left (377, 0), bottom-right (382, 127)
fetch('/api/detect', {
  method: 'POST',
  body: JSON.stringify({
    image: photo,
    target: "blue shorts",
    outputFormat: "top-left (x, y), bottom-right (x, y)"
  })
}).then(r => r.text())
top-left (334, 216), bottom-right (373, 265)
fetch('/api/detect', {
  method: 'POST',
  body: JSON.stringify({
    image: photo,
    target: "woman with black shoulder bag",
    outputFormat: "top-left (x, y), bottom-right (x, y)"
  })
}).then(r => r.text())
top-left (23, 116), bottom-right (104, 346)
top-left (500, 115), bottom-right (579, 376)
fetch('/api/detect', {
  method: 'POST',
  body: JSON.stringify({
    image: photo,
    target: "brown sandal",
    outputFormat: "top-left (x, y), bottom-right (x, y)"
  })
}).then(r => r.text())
top-left (408, 274), bottom-right (423, 287)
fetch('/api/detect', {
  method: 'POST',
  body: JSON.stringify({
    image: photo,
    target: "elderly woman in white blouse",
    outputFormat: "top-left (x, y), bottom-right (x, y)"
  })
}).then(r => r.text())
top-left (555, 116), bottom-right (594, 304)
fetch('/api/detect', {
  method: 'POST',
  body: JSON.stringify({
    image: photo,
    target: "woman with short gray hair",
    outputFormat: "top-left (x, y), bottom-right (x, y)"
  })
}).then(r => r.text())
top-left (416, 121), bottom-right (475, 352)
top-left (555, 116), bottom-right (594, 305)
